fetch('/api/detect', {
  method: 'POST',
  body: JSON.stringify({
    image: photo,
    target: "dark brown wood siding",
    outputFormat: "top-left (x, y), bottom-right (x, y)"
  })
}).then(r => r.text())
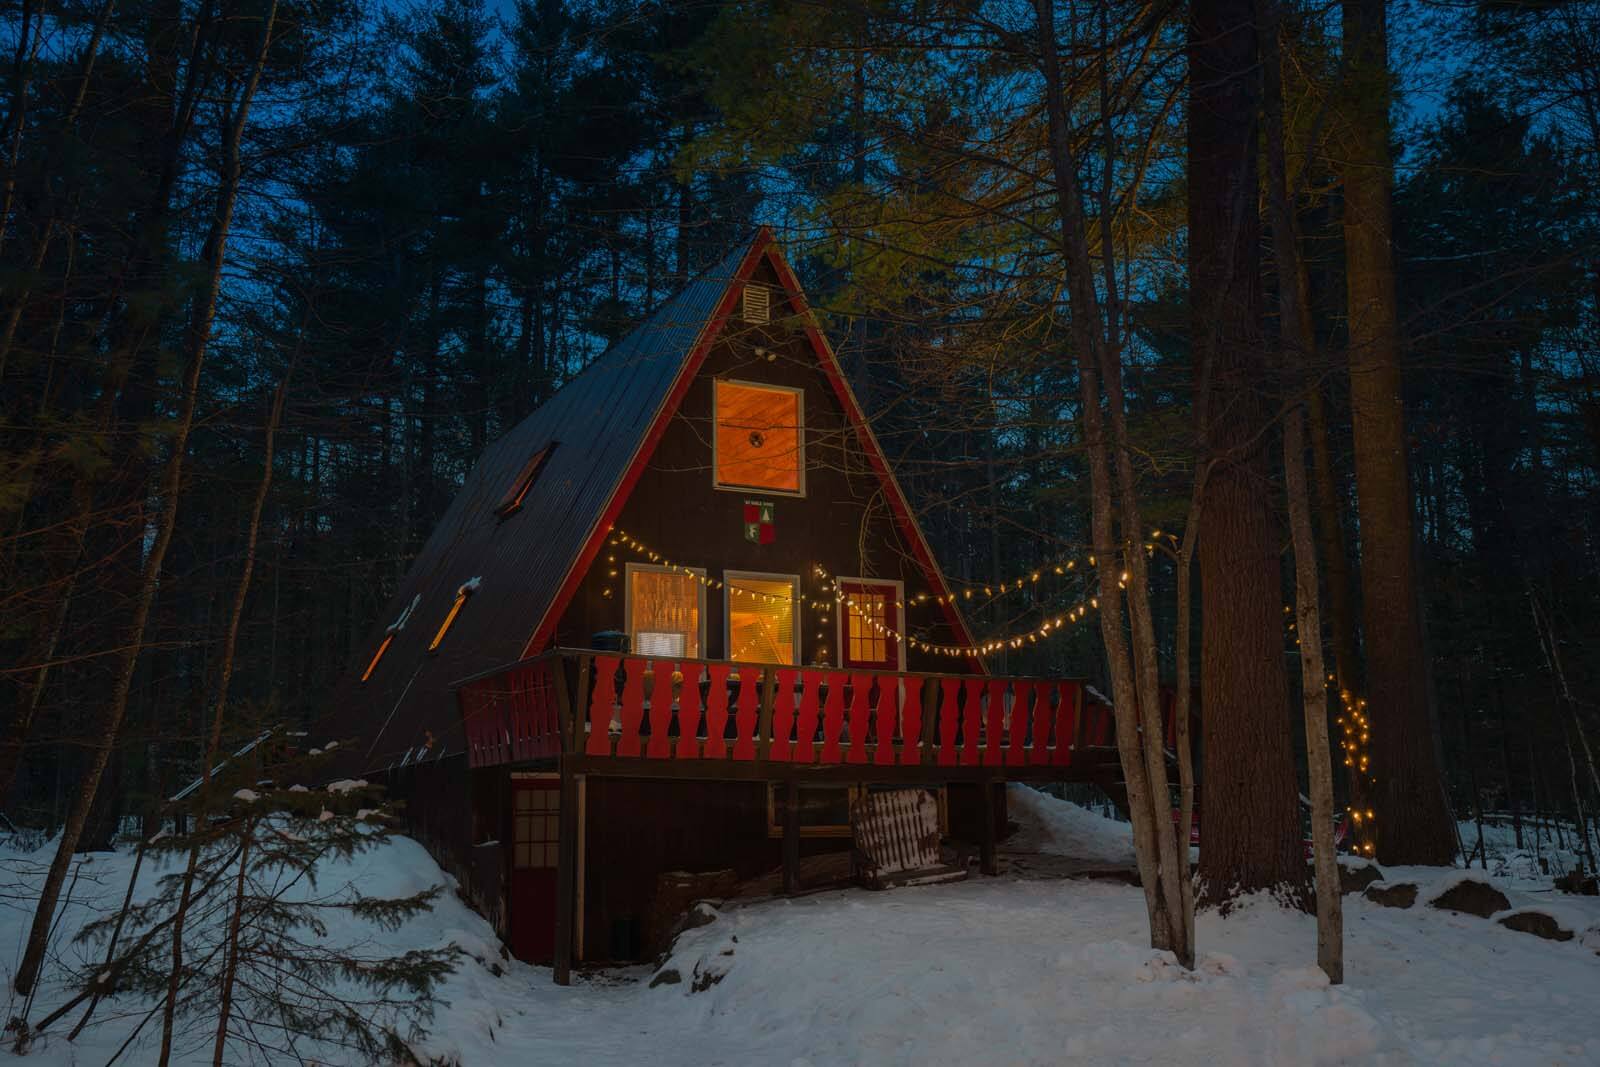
top-left (579, 774), bottom-right (1003, 962)
top-left (385, 757), bottom-right (515, 940)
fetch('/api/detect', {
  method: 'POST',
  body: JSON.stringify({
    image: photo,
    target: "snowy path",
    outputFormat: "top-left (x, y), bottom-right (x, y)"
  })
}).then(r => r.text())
top-left (5, 788), bottom-right (1599, 1065)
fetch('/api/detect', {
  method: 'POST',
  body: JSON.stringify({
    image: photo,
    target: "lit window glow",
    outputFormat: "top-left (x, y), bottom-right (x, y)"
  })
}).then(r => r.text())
top-left (727, 574), bottom-right (798, 664)
top-left (428, 578), bottom-right (479, 654)
top-left (848, 592), bottom-right (888, 664)
top-left (627, 565), bottom-right (703, 658)
top-left (361, 634), bottom-right (393, 682)
top-left (714, 380), bottom-right (802, 493)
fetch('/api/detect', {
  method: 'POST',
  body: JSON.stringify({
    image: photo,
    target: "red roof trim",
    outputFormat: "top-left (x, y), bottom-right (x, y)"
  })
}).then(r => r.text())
top-left (521, 228), bottom-right (981, 670)
top-left (521, 231), bottom-right (772, 658)
top-left (762, 244), bottom-right (983, 671)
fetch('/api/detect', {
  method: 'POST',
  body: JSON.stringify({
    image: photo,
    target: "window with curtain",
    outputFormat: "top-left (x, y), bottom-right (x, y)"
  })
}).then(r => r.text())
top-left (726, 573), bottom-right (798, 664)
top-left (627, 564), bottom-right (703, 658)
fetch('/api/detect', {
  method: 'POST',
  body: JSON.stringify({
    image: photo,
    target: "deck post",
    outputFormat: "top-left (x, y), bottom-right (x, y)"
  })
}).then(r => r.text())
top-left (758, 667), bottom-right (776, 761)
top-left (782, 777), bottom-right (801, 895)
top-left (980, 778), bottom-right (998, 876)
top-left (553, 754), bottom-right (578, 985)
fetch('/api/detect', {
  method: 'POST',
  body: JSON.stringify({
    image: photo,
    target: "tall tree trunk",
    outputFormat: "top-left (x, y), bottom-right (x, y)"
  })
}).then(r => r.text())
top-left (1260, 0), bottom-right (1344, 978)
top-left (1339, 0), bottom-right (1457, 865)
top-left (1033, 0), bottom-right (1191, 965)
top-left (11, 0), bottom-right (275, 998)
top-left (1191, 0), bottom-right (1305, 903)
top-left (1307, 385), bottom-right (1359, 693)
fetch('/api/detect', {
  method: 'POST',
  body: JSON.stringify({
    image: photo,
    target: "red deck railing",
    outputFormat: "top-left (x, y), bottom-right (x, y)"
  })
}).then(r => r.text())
top-left (455, 650), bottom-right (1140, 773)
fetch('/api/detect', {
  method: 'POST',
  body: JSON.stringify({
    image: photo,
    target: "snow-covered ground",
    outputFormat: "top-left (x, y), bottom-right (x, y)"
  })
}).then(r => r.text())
top-left (5, 787), bottom-right (1599, 1065)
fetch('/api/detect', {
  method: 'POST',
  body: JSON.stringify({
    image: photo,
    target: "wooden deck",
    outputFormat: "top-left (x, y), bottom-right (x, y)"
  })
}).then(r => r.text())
top-left (452, 649), bottom-right (1172, 785)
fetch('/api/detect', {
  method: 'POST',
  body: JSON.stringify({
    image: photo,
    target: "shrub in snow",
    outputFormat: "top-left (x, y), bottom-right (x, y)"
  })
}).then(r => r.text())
top-left (56, 738), bottom-right (461, 1064)
top-left (1496, 909), bottom-right (1575, 942)
top-left (1362, 881), bottom-right (1417, 908)
top-left (1426, 876), bottom-right (1509, 918)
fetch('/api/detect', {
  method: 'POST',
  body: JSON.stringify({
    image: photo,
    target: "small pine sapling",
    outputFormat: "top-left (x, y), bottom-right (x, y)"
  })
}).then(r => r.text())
top-left (68, 737), bottom-right (462, 1065)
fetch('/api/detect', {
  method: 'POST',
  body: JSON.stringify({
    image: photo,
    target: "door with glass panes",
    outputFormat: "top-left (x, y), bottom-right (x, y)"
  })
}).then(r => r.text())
top-left (838, 580), bottom-right (903, 671)
top-left (509, 776), bottom-right (559, 962)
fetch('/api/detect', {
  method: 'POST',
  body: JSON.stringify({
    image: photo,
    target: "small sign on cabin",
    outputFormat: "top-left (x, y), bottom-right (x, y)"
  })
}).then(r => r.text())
top-left (743, 499), bottom-right (775, 544)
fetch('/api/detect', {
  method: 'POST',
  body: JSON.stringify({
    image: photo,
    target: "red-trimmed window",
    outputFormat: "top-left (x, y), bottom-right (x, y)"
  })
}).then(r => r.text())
top-left (496, 443), bottom-right (557, 517)
top-left (839, 579), bottom-right (902, 670)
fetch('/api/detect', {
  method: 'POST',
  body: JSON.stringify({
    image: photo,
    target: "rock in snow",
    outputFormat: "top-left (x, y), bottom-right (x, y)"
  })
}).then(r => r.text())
top-left (1363, 881), bottom-right (1418, 908)
top-left (1496, 908), bottom-right (1575, 942)
top-left (1338, 858), bottom-right (1385, 895)
top-left (1427, 874), bottom-right (1511, 918)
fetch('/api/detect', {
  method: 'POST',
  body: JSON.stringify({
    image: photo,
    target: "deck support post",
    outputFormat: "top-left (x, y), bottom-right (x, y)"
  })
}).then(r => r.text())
top-left (553, 756), bottom-right (578, 985)
top-left (980, 778), bottom-right (998, 876)
top-left (783, 777), bottom-right (801, 896)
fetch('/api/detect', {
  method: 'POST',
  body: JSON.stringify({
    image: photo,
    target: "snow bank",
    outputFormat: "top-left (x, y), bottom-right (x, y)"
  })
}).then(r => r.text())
top-left (1005, 784), bottom-right (1136, 865)
top-left (9, 821), bottom-right (1600, 1066)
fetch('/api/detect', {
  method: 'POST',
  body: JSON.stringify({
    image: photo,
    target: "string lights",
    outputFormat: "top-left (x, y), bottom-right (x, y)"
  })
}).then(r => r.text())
top-left (813, 564), bottom-right (1101, 659)
top-left (607, 529), bottom-right (835, 611)
top-left (1336, 683), bottom-right (1377, 856)
top-left (1283, 608), bottom-right (1378, 857)
top-left (605, 527), bottom-right (1105, 660)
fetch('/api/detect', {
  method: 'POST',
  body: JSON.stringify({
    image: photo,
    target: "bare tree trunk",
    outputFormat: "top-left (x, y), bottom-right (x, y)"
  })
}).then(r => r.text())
top-left (1340, 0), bottom-right (1457, 866)
top-left (11, 0), bottom-right (275, 999)
top-left (211, 816), bottom-right (257, 1066)
top-left (159, 375), bottom-right (287, 1064)
top-left (1259, 0), bottom-right (1343, 979)
top-left (1032, 0), bottom-right (1191, 964)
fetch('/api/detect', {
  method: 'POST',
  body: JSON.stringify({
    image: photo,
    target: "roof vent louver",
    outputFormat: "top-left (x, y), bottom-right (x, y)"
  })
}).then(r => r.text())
top-left (741, 283), bottom-right (770, 324)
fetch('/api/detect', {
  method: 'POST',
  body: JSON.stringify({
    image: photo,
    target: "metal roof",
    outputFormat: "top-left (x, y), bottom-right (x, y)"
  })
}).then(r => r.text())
top-left (323, 237), bottom-right (759, 773)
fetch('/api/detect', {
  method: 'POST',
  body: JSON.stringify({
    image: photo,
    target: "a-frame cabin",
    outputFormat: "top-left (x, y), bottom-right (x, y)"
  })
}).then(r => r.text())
top-left (326, 229), bottom-right (1143, 980)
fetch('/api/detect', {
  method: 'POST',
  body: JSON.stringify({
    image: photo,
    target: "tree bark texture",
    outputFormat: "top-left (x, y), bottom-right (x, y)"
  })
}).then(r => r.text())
top-left (1259, 0), bottom-right (1345, 979)
top-left (1190, 0), bottom-right (1306, 902)
top-left (1033, 0), bottom-right (1190, 963)
top-left (1339, 0), bottom-right (1457, 865)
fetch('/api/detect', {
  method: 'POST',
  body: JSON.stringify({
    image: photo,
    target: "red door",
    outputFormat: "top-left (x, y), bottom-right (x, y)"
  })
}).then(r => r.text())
top-left (509, 777), bottom-right (560, 962)
top-left (839, 580), bottom-right (902, 671)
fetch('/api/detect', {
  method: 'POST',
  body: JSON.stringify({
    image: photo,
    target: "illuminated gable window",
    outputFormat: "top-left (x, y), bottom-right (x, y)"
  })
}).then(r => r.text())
top-left (428, 577), bottom-right (480, 654)
top-left (496, 443), bottom-right (557, 517)
top-left (361, 593), bottom-right (419, 683)
top-left (725, 572), bottom-right (799, 665)
top-left (626, 563), bottom-right (704, 658)
top-left (713, 380), bottom-right (803, 495)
